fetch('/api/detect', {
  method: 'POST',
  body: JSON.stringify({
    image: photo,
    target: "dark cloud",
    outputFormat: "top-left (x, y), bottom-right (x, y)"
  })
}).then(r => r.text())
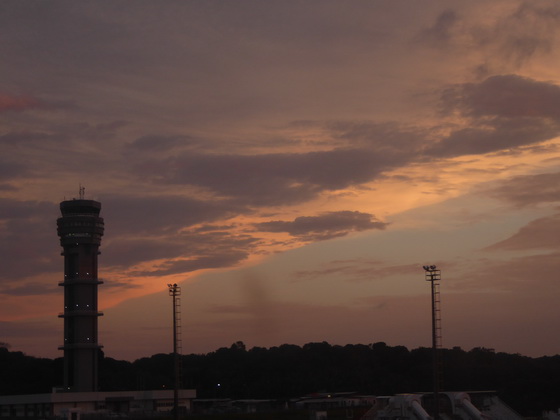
top-left (0, 2), bottom-right (133, 89)
top-left (55, 121), bottom-right (127, 143)
top-left (102, 238), bottom-right (187, 268)
top-left (0, 130), bottom-right (60, 148)
top-left (430, 117), bottom-right (560, 157)
top-left (103, 229), bottom-right (259, 269)
top-left (487, 213), bottom-right (560, 251)
top-left (126, 135), bottom-right (194, 153)
top-left (430, 75), bottom-right (560, 157)
top-left (0, 195), bottom-right (246, 283)
top-left (484, 171), bottom-right (560, 207)
top-left (0, 159), bottom-right (28, 181)
top-left (255, 211), bottom-right (387, 242)
top-left (326, 120), bottom-right (427, 153)
top-left (101, 279), bottom-right (142, 291)
top-left (477, 2), bottom-right (560, 68)
top-left (442, 75), bottom-right (560, 119)
top-left (283, 77), bottom-right (560, 164)
top-left (93, 194), bottom-right (263, 276)
top-left (135, 251), bottom-right (249, 277)
top-left (0, 122), bottom-right (126, 182)
top-left (100, 194), bottom-right (246, 236)
top-left (0, 131), bottom-right (56, 146)
top-left (417, 10), bottom-right (459, 47)
top-left (136, 149), bottom-right (398, 206)
top-left (0, 183), bottom-right (18, 192)
top-left (0, 123), bottom-right (124, 149)
top-left (0, 198), bottom-right (56, 219)
top-left (0, 194), bottom-right (252, 284)
top-left (415, 3), bottom-right (560, 77)
top-left (0, 199), bottom-right (59, 281)
top-left (194, 224), bottom-right (237, 233)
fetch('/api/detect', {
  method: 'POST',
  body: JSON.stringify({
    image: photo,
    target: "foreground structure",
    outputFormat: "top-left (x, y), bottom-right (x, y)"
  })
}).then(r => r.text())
top-left (0, 390), bottom-right (195, 418)
top-left (57, 195), bottom-right (105, 392)
top-left (0, 192), bottom-right (196, 418)
top-left (370, 391), bottom-right (523, 420)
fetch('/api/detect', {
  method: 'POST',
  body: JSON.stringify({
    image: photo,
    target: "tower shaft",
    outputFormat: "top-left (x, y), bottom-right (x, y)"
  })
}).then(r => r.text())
top-left (57, 199), bottom-right (104, 392)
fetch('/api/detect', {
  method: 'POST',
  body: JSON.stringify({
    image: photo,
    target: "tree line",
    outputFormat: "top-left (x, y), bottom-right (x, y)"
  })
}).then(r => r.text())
top-left (2, 341), bottom-right (560, 416)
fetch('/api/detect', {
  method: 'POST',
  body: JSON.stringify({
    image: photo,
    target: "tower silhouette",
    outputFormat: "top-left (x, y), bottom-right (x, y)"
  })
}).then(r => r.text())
top-left (57, 192), bottom-right (104, 392)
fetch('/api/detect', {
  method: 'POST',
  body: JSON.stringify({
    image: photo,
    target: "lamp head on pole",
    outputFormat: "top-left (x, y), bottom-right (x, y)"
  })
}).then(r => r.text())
top-left (167, 283), bottom-right (181, 296)
top-left (423, 265), bottom-right (441, 282)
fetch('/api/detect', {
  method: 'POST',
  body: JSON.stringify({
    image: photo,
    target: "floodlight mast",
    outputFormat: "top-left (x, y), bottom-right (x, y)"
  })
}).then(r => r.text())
top-left (168, 283), bottom-right (182, 420)
top-left (423, 265), bottom-right (442, 420)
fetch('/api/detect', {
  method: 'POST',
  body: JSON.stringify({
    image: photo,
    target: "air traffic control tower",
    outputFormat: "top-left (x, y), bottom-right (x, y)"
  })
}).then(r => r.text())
top-left (57, 192), bottom-right (104, 392)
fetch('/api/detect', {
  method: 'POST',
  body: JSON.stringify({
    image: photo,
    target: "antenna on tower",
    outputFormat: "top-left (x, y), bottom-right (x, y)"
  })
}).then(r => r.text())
top-left (79, 185), bottom-right (85, 200)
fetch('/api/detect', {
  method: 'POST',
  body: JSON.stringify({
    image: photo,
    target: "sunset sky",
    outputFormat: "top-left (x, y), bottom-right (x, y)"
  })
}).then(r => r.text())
top-left (3, 0), bottom-right (560, 361)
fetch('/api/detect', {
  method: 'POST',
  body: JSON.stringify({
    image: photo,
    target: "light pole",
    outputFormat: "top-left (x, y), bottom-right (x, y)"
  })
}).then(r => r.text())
top-left (167, 283), bottom-right (181, 420)
top-left (423, 265), bottom-right (442, 420)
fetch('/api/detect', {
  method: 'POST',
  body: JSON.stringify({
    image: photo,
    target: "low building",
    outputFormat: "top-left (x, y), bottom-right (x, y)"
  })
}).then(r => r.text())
top-left (0, 389), bottom-right (196, 419)
top-left (295, 392), bottom-right (377, 420)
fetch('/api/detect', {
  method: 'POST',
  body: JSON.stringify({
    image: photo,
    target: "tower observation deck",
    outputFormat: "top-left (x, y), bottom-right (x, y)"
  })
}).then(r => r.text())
top-left (57, 197), bottom-right (104, 392)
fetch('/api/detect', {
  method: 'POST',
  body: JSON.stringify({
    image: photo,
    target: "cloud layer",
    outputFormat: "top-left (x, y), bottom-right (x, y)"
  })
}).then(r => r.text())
top-left (3, 0), bottom-right (560, 359)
